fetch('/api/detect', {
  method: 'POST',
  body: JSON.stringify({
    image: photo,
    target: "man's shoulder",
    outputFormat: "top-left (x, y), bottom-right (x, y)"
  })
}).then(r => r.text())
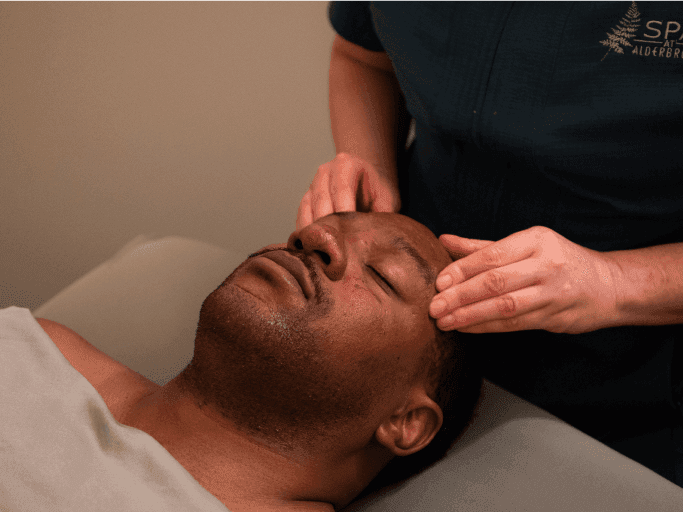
top-left (35, 318), bottom-right (158, 414)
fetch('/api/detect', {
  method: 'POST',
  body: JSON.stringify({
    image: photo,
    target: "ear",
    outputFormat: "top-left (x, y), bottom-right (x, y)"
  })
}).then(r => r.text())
top-left (375, 388), bottom-right (443, 457)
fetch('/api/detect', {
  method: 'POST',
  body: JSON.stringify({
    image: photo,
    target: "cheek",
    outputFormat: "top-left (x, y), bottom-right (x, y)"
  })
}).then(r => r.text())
top-left (345, 276), bottom-right (393, 319)
top-left (383, 313), bottom-right (433, 371)
top-left (322, 277), bottom-right (395, 350)
top-left (345, 277), bottom-right (376, 310)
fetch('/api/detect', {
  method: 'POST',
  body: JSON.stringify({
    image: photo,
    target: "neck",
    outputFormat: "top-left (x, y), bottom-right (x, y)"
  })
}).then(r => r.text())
top-left (117, 375), bottom-right (379, 512)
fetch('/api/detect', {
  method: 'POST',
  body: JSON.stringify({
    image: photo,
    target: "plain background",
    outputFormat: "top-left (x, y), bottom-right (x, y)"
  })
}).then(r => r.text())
top-left (1, 2), bottom-right (336, 310)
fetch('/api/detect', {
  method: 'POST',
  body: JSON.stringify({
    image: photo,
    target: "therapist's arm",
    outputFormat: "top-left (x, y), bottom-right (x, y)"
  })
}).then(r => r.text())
top-left (329, 33), bottom-right (408, 180)
top-left (607, 242), bottom-right (683, 326)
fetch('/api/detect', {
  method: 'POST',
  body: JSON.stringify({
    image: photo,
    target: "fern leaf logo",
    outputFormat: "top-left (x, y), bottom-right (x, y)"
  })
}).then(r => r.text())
top-left (600, 1), bottom-right (641, 61)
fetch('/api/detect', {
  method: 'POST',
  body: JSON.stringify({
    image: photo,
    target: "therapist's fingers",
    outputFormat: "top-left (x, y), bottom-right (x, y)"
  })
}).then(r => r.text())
top-left (435, 285), bottom-right (550, 332)
top-left (430, 258), bottom-right (548, 319)
top-left (439, 234), bottom-right (494, 262)
top-left (309, 166), bottom-right (335, 223)
top-left (297, 154), bottom-right (366, 230)
top-left (297, 153), bottom-right (401, 231)
top-left (437, 233), bottom-right (535, 289)
top-left (297, 167), bottom-right (333, 230)
top-left (330, 158), bottom-right (367, 213)
top-left (367, 171), bottom-right (402, 213)
top-left (440, 234), bottom-right (494, 255)
top-left (296, 190), bottom-right (314, 231)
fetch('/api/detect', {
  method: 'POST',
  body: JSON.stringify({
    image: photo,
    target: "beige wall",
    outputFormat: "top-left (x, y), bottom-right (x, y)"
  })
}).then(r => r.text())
top-left (1, 2), bottom-right (336, 310)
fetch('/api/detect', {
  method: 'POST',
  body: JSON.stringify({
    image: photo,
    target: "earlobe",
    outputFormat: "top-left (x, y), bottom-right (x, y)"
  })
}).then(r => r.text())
top-left (375, 391), bottom-right (443, 457)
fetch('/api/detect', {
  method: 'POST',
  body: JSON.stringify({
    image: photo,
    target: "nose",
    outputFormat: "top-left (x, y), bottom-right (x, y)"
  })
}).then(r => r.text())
top-left (287, 221), bottom-right (347, 281)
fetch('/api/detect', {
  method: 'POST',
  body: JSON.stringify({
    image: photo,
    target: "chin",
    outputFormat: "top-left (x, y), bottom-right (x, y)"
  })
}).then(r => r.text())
top-left (186, 283), bottom-right (378, 454)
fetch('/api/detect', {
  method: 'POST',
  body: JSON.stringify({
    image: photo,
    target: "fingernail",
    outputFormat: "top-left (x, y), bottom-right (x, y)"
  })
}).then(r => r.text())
top-left (436, 274), bottom-right (452, 290)
top-left (431, 299), bottom-right (447, 316)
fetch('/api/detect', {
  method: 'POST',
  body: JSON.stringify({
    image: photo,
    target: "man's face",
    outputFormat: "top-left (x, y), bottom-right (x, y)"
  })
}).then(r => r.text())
top-left (186, 212), bottom-right (452, 449)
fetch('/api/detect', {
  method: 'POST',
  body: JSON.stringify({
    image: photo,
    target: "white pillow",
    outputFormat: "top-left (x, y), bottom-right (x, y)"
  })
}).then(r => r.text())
top-left (34, 235), bottom-right (244, 385)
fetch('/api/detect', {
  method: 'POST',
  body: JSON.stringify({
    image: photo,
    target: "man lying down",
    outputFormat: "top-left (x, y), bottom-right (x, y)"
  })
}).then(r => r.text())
top-left (1, 212), bottom-right (482, 512)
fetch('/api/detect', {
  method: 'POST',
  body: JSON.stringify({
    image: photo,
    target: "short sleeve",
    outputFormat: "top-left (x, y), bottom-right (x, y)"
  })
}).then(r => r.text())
top-left (328, 1), bottom-right (385, 52)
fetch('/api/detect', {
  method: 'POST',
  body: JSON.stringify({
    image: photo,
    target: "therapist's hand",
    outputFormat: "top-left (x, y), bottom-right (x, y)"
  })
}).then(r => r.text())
top-left (429, 226), bottom-right (618, 334)
top-left (296, 153), bottom-right (401, 230)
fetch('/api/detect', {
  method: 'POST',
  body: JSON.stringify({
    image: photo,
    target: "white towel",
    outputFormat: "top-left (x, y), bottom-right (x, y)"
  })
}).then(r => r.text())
top-left (0, 307), bottom-right (229, 512)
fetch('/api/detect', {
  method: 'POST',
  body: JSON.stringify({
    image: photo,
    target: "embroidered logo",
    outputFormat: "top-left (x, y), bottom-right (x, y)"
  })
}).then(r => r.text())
top-left (599, 1), bottom-right (683, 61)
top-left (600, 1), bottom-right (641, 60)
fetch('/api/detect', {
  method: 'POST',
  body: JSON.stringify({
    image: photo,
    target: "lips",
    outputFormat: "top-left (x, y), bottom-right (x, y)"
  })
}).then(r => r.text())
top-left (261, 251), bottom-right (314, 300)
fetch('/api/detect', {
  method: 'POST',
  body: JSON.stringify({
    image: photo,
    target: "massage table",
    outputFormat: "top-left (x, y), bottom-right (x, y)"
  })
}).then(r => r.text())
top-left (33, 234), bottom-right (683, 511)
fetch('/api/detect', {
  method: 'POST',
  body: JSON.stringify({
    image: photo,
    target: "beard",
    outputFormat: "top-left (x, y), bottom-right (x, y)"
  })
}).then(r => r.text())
top-left (177, 260), bottom-right (388, 453)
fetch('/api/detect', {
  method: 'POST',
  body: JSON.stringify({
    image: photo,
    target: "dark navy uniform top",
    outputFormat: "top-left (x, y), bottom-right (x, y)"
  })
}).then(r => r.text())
top-left (329, 1), bottom-right (683, 485)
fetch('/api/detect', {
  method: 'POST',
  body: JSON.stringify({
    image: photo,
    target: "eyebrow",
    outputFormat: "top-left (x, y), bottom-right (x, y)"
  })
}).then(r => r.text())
top-left (389, 236), bottom-right (437, 288)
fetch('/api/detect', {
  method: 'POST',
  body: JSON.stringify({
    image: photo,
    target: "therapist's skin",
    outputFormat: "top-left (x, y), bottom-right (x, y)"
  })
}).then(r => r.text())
top-left (40, 211), bottom-right (454, 512)
top-left (298, 33), bottom-right (683, 335)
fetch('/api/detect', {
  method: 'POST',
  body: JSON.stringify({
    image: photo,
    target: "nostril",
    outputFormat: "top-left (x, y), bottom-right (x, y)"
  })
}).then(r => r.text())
top-left (314, 250), bottom-right (331, 265)
top-left (294, 239), bottom-right (303, 250)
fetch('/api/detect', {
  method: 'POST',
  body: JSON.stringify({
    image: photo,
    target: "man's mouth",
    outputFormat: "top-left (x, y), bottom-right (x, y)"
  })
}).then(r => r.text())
top-left (260, 250), bottom-right (315, 300)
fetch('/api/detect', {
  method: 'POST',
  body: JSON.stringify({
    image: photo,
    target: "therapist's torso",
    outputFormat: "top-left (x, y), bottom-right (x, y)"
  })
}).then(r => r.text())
top-left (329, 0), bottom-right (683, 486)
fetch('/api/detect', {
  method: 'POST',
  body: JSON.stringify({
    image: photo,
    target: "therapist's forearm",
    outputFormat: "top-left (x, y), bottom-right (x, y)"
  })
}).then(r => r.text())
top-left (606, 242), bottom-right (683, 326)
top-left (328, 36), bottom-right (406, 181)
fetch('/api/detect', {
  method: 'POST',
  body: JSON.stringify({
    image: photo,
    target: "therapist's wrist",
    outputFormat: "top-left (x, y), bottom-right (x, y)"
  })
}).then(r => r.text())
top-left (566, 249), bottom-right (625, 332)
top-left (601, 246), bottom-right (683, 327)
top-left (598, 252), bottom-right (632, 328)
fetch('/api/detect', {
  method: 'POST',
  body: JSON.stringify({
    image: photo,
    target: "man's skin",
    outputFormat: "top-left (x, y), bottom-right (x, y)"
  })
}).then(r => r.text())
top-left (36, 212), bottom-right (455, 512)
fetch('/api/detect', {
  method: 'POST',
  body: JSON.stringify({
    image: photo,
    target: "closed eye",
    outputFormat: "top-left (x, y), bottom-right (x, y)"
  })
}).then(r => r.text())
top-left (368, 266), bottom-right (394, 293)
